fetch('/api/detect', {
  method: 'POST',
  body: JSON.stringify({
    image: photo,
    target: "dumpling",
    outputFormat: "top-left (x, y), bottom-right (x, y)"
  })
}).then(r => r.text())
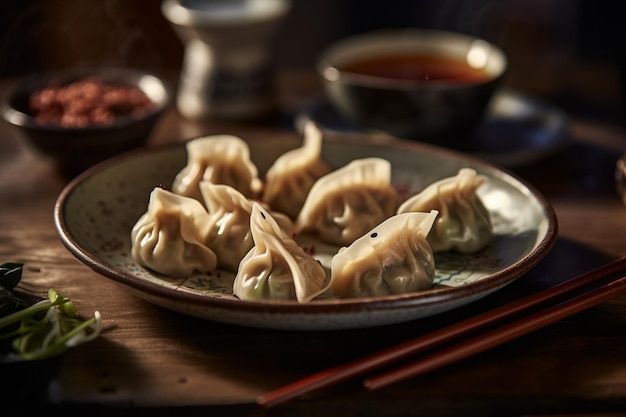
top-left (261, 121), bottom-right (332, 219)
top-left (233, 203), bottom-right (329, 303)
top-left (329, 210), bottom-right (438, 298)
top-left (198, 181), bottom-right (294, 272)
top-left (294, 157), bottom-right (398, 246)
top-left (131, 186), bottom-right (217, 277)
top-left (397, 168), bottom-right (493, 253)
top-left (172, 135), bottom-right (263, 201)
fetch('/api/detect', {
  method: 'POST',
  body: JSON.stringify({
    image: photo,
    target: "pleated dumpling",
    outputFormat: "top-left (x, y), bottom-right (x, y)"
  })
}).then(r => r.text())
top-left (172, 135), bottom-right (263, 201)
top-left (295, 157), bottom-right (398, 246)
top-left (131, 187), bottom-right (217, 277)
top-left (199, 181), bottom-right (294, 272)
top-left (397, 168), bottom-right (493, 253)
top-left (233, 203), bottom-right (329, 303)
top-left (329, 210), bottom-right (438, 298)
top-left (261, 121), bottom-right (331, 219)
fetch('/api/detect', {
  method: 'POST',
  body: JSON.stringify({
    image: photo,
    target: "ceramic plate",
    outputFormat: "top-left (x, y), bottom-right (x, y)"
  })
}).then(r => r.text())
top-left (54, 132), bottom-right (557, 331)
top-left (295, 88), bottom-right (570, 167)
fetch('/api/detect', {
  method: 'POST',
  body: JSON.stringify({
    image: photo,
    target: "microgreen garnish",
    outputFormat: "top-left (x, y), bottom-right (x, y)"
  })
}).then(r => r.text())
top-left (0, 262), bottom-right (102, 362)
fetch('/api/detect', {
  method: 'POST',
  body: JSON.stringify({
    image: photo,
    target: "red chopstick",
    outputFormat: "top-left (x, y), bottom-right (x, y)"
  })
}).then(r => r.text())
top-left (364, 272), bottom-right (626, 390)
top-left (256, 256), bottom-right (626, 408)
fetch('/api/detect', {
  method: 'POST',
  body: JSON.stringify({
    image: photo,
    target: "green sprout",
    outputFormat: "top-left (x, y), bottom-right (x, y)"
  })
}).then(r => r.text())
top-left (0, 263), bottom-right (102, 362)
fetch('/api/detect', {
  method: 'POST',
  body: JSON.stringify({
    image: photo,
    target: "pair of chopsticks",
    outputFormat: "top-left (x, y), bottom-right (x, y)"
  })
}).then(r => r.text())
top-left (257, 256), bottom-right (626, 408)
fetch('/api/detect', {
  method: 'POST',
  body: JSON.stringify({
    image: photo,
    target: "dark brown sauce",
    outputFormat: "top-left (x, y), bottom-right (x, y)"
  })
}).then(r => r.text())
top-left (341, 53), bottom-right (491, 83)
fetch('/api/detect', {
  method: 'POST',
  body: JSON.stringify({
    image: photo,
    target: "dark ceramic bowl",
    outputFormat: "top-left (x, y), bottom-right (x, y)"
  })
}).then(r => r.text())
top-left (1, 67), bottom-right (171, 176)
top-left (317, 29), bottom-right (508, 146)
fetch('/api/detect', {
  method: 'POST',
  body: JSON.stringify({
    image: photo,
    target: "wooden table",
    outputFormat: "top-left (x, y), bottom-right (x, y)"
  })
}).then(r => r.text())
top-left (3, 73), bottom-right (626, 417)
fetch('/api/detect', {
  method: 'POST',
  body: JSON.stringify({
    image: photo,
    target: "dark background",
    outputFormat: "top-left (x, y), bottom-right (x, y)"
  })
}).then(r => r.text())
top-left (1, 0), bottom-right (624, 124)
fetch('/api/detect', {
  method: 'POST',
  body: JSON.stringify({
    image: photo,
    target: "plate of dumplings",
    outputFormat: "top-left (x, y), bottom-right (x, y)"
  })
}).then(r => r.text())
top-left (54, 122), bottom-right (558, 330)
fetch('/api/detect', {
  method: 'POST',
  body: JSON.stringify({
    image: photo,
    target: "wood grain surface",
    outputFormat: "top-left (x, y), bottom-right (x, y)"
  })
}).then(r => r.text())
top-left (3, 75), bottom-right (626, 417)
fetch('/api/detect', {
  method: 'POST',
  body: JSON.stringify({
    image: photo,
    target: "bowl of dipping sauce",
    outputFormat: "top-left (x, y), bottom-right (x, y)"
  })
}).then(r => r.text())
top-left (1, 67), bottom-right (171, 176)
top-left (317, 29), bottom-right (508, 145)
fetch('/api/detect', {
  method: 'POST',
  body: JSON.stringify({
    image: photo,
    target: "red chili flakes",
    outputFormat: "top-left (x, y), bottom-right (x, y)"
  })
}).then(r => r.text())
top-left (394, 180), bottom-right (414, 202)
top-left (29, 76), bottom-right (155, 128)
top-left (301, 244), bottom-right (316, 255)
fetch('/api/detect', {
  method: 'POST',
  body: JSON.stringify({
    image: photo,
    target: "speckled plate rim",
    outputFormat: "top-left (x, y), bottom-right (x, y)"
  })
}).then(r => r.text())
top-left (54, 132), bottom-right (558, 330)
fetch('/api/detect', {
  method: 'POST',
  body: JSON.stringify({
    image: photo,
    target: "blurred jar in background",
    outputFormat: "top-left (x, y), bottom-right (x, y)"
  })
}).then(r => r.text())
top-left (162, 0), bottom-right (291, 122)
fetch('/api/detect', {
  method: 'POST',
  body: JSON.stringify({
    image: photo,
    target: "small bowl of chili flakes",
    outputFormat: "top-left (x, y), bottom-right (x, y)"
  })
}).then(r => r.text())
top-left (1, 67), bottom-right (171, 176)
